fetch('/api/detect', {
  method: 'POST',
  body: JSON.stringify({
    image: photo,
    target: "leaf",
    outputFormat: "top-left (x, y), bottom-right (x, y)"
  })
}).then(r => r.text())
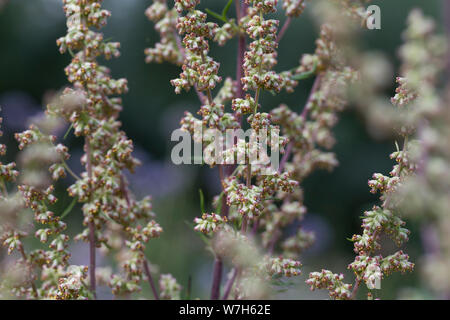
top-left (185, 220), bottom-right (211, 245)
top-left (199, 188), bottom-right (205, 213)
top-left (60, 196), bottom-right (78, 219)
top-left (292, 61), bottom-right (318, 80)
top-left (222, 0), bottom-right (234, 18)
top-left (63, 123), bottom-right (74, 140)
top-left (215, 191), bottom-right (224, 214)
top-left (205, 8), bottom-right (227, 23)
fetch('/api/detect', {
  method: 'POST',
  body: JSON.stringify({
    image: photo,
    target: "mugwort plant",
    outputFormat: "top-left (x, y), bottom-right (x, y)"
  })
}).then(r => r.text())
top-left (0, 0), bottom-right (448, 300)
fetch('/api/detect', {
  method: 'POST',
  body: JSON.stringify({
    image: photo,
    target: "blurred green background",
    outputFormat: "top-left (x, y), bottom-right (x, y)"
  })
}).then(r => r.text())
top-left (0, 0), bottom-right (445, 299)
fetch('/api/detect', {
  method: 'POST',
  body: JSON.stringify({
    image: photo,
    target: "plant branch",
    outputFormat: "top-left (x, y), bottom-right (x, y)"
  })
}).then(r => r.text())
top-left (18, 246), bottom-right (38, 299)
top-left (143, 259), bottom-right (159, 300)
top-left (85, 139), bottom-right (97, 299)
top-left (221, 268), bottom-right (238, 300)
top-left (277, 17), bottom-right (292, 43)
top-left (62, 160), bottom-right (81, 181)
top-left (210, 257), bottom-right (223, 299)
top-left (351, 278), bottom-right (361, 300)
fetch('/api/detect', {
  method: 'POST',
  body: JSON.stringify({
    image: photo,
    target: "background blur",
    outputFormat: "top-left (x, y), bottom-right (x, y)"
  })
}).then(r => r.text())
top-left (0, 0), bottom-right (445, 299)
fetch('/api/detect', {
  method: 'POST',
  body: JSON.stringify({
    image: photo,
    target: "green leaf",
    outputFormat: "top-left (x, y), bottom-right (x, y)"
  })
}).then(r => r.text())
top-left (185, 220), bottom-right (211, 245)
top-left (199, 188), bottom-right (205, 213)
top-left (215, 191), bottom-right (224, 214)
top-left (63, 123), bottom-right (74, 140)
top-left (205, 8), bottom-right (228, 23)
top-left (222, 0), bottom-right (234, 18)
top-left (292, 61), bottom-right (318, 81)
top-left (60, 196), bottom-right (78, 219)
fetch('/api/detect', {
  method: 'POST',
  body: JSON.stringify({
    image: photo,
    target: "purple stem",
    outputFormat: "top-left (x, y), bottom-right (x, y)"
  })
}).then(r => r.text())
top-left (210, 1), bottom-right (248, 300)
top-left (222, 268), bottom-right (238, 300)
top-left (277, 17), bottom-right (292, 43)
top-left (210, 257), bottom-right (223, 299)
top-left (143, 260), bottom-right (160, 300)
top-left (278, 141), bottom-right (293, 174)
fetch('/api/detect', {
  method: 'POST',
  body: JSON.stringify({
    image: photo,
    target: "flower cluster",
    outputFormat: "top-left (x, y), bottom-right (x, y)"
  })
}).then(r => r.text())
top-left (241, 1), bottom-right (297, 93)
top-left (306, 270), bottom-right (352, 300)
top-left (159, 274), bottom-right (182, 300)
top-left (0, 110), bottom-right (92, 299)
top-left (282, 0), bottom-right (306, 17)
top-left (145, 0), bottom-right (426, 300)
top-left (0, 113), bottom-right (19, 183)
top-left (264, 257), bottom-right (302, 277)
top-left (194, 213), bottom-right (228, 235)
top-left (307, 4), bottom-right (423, 300)
top-left (145, 1), bottom-right (184, 65)
top-left (37, 0), bottom-right (170, 298)
top-left (54, 266), bottom-right (90, 300)
top-left (386, 10), bottom-right (450, 298)
top-left (170, 7), bottom-right (221, 94)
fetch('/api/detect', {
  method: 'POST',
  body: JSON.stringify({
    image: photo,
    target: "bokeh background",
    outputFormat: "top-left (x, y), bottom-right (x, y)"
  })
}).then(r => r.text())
top-left (0, 0), bottom-right (445, 299)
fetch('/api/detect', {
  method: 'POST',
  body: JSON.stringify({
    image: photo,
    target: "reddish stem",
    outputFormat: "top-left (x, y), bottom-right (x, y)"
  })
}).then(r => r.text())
top-left (143, 260), bottom-right (159, 300)
top-left (278, 141), bottom-right (293, 174)
top-left (85, 139), bottom-right (97, 299)
top-left (210, 257), bottom-right (223, 299)
top-left (351, 278), bottom-right (361, 300)
top-left (277, 17), bottom-right (292, 43)
top-left (19, 246), bottom-right (38, 299)
top-left (222, 268), bottom-right (238, 300)
top-left (210, 1), bottom-right (248, 299)
top-left (235, 1), bottom-right (247, 105)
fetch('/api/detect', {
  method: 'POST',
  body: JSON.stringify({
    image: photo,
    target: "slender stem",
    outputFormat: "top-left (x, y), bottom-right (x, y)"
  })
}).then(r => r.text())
top-left (235, 31), bottom-right (246, 102)
top-left (19, 246), bottom-right (38, 299)
top-left (222, 268), bottom-right (238, 300)
top-left (301, 74), bottom-right (322, 119)
top-left (278, 141), bottom-right (293, 173)
top-left (277, 17), bottom-right (292, 43)
top-left (235, 0), bottom-right (247, 123)
top-left (85, 139), bottom-right (97, 299)
top-left (88, 221), bottom-right (96, 298)
top-left (210, 257), bottom-right (223, 299)
top-left (120, 175), bottom-right (159, 299)
top-left (278, 75), bottom-right (322, 174)
top-left (351, 278), bottom-right (361, 300)
top-left (235, 0), bottom-right (242, 22)
top-left (210, 166), bottom-right (227, 299)
top-left (0, 178), bottom-right (8, 197)
top-left (62, 160), bottom-right (81, 181)
top-left (206, 89), bottom-right (213, 104)
top-left (143, 259), bottom-right (159, 300)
